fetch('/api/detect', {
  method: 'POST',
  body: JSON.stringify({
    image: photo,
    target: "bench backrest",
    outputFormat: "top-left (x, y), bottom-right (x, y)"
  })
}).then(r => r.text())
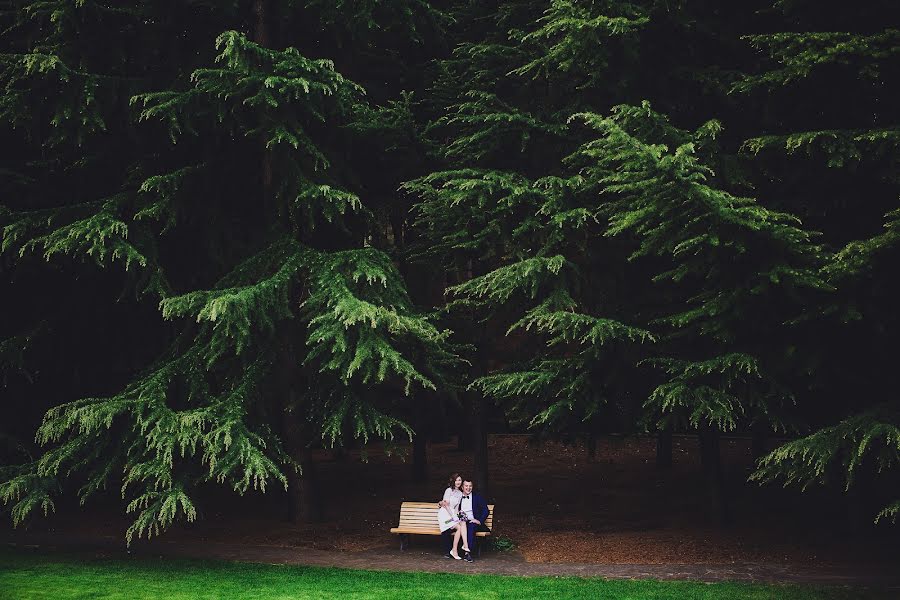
top-left (397, 501), bottom-right (494, 532)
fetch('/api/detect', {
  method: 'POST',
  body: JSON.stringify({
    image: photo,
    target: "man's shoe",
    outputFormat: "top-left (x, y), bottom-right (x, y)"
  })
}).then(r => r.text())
top-left (463, 552), bottom-right (474, 563)
top-left (443, 553), bottom-right (452, 559)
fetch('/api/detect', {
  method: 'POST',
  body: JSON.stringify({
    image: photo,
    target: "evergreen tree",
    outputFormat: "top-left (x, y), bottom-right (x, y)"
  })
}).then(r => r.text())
top-left (734, 1), bottom-right (900, 524)
top-left (1, 1), bottom-right (455, 540)
top-left (406, 1), bottom-right (657, 476)
top-left (409, 2), bottom-right (838, 521)
top-left (2, 0), bottom-right (896, 539)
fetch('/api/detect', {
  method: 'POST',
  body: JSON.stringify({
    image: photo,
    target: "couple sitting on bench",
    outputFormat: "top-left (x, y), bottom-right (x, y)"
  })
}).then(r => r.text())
top-left (438, 473), bottom-right (489, 562)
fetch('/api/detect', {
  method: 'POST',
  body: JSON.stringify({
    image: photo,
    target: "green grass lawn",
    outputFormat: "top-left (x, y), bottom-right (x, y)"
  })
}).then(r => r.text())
top-left (0, 549), bottom-right (887, 600)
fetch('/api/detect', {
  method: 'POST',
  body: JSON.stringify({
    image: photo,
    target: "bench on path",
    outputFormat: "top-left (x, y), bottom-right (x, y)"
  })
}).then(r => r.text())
top-left (390, 501), bottom-right (495, 556)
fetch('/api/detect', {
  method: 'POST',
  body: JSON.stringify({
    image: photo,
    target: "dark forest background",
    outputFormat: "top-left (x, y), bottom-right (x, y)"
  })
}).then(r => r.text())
top-left (1, 0), bottom-right (897, 543)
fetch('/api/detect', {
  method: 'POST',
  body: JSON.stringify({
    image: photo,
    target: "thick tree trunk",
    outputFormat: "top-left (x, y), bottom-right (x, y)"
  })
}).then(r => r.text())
top-left (332, 445), bottom-right (346, 461)
top-left (410, 394), bottom-right (427, 483)
top-left (278, 326), bottom-right (322, 523)
top-left (472, 392), bottom-right (489, 497)
top-left (456, 390), bottom-right (471, 452)
top-left (433, 391), bottom-right (451, 443)
top-left (282, 399), bottom-right (305, 523)
top-left (411, 433), bottom-right (428, 482)
top-left (252, 0), bottom-right (271, 47)
top-left (254, 0), bottom-right (322, 524)
top-left (282, 400), bottom-right (323, 523)
top-left (656, 427), bottom-right (672, 469)
top-left (251, 0), bottom-right (278, 222)
top-left (297, 447), bottom-right (322, 522)
top-left (282, 395), bottom-right (322, 522)
top-left (845, 463), bottom-right (876, 535)
top-left (751, 422), bottom-right (768, 460)
top-left (698, 427), bottom-right (729, 525)
top-left (286, 460), bottom-right (303, 522)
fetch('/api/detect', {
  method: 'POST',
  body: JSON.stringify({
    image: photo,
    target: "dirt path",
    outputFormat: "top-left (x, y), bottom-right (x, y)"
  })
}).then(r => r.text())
top-left (4, 532), bottom-right (899, 589)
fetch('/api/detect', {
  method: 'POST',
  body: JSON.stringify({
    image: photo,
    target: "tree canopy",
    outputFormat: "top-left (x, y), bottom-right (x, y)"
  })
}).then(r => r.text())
top-left (1, 0), bottom-right (897, 540)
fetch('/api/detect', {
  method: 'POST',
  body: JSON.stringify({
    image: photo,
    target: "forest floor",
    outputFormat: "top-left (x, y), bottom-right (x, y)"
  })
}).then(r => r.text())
top-left (2, 434), bottom-right (898, 585)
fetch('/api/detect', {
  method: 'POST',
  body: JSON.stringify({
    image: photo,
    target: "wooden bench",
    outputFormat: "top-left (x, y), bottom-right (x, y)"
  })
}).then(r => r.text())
top-left (390, 501), bottom-right (495, 556)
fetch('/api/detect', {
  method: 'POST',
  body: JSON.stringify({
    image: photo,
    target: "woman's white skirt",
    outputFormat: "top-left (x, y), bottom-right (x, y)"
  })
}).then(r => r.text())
top-left (438, 507), bottom-right (459, 532)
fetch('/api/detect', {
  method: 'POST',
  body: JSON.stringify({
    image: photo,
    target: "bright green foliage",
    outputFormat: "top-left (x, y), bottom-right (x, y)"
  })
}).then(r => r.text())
top-left (511, 0), bottom-right (647, 84)
top-left (302, 247), bottom-right (453, 393)
top-left (560, 103), bottom-right (824, 434)
top-left (742, 129), bottom-right (900, 169)
top-left (735, 28), bottom-right (900, 174)
top-left (0, 0), bottom-right (133, 144)
top-left (733, 30), bottom-right (900, 92)
top-left (644, 354), bottom-right (791, 432)
top-left (131, 30), bottom-right (366, 232)
top-left (571, 105), bottom-right (828, 338)
top-left (826, 209), bottom-right (900, 279)
top-left (409, 0), bottom-right (843, 463)
top-left (3, 194), bottom-right (155, 271)
top-left (2, 0), bottom-right (899, 538)
top-left (407, 1), bottom-right (659, 439)
top-left (752, 403), bottom-right (900, 523)
top-left (732, 3), bottom-right (900, 522)
top-left (2, 345), bottom-right (287, 544)
top-left (0, 0), bottom-right (170, 296)
top-left (429, 92), bottom-right (568, 161)
top-left (404, 169), bottom-right (549, 264)
top-left (1, 5), bottom-right (453, 542)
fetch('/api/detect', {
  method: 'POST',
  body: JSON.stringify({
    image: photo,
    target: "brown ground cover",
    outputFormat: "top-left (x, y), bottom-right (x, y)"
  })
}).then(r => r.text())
top-left (9, 434), bottom-right (897, 566)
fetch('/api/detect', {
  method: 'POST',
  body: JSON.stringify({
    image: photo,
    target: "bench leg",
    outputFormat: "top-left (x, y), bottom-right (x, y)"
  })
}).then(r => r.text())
top-left (400, 534), bottom-right (409, 551)
top-left (477, 538), bottom-right (481, 558)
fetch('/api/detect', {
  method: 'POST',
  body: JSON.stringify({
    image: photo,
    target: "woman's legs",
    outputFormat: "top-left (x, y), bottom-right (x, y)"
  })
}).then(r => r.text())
top-left (451, 522), bottom-right (470, 554)
top-left (450, 523), bottom-right (461, 555)
top-left (460, 522), bottom-right (470, 552)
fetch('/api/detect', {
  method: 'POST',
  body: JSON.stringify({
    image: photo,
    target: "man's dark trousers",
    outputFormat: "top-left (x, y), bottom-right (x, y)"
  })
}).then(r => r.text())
top-left (465, 522), bottom-right (479, 553)
top-left (465, 493), bottom-right (491, 553)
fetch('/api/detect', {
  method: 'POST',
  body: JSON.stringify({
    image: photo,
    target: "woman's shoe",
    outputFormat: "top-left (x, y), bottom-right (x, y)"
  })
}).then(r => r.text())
top-left (449, 550), bottom-right (462, 560)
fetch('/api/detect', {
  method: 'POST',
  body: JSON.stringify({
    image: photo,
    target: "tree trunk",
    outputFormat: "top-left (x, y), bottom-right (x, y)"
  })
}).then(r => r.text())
top-left (586, 431), bottom-right (598, 462)
top-left (656, 426), bottom-right (672, 469)
top-left (411, 433), bottom-right (427, 482)
top-left (282, 398), bottom-right (305, 523)
top-left (409, 394), bottom-right (427, 483)
top-left (252, 0), bottom-right (270, 46)
top-left (698, 427), bottom-right (729, 525)
top-left (433, 391), bottom-right (451, 443)
top-left (297, 447), bottom-right (322, 522)
top-left (751, 422), bottom-right (768, 460)
top-left (845, 462), bottom-right (876, 535)
top-left (251, 0), bottom-right (278, 221)
top-left (282, 398), bottom-right (323, 523)
top-left (456, 390), bottom-right (471, 452)
top-left (278, 327), bottom-right (321, 523)
top-left (286, 461), bottom-right (303, 523)
top-left (472, 392), bottom-right (489, 497)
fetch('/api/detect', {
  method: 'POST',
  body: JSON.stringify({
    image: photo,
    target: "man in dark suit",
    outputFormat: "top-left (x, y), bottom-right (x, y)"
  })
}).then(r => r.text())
top-left (459, 479), bottom-right (490, 562)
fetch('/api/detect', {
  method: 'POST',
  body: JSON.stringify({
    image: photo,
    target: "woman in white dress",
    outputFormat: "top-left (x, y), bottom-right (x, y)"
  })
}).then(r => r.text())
top-left (437, 472), bottom-right (470, 559)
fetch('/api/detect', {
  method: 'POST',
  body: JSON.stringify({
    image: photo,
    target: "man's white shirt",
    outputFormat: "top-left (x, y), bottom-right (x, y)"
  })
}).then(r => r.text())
top-left (460, 494), bottom-right (474, 521)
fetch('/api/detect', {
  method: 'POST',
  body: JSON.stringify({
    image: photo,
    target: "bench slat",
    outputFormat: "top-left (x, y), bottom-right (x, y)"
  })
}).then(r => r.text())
top-left (392, 502), bottom-right (495, 538)
top-left (391, 528), bottom-right (490, 536)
